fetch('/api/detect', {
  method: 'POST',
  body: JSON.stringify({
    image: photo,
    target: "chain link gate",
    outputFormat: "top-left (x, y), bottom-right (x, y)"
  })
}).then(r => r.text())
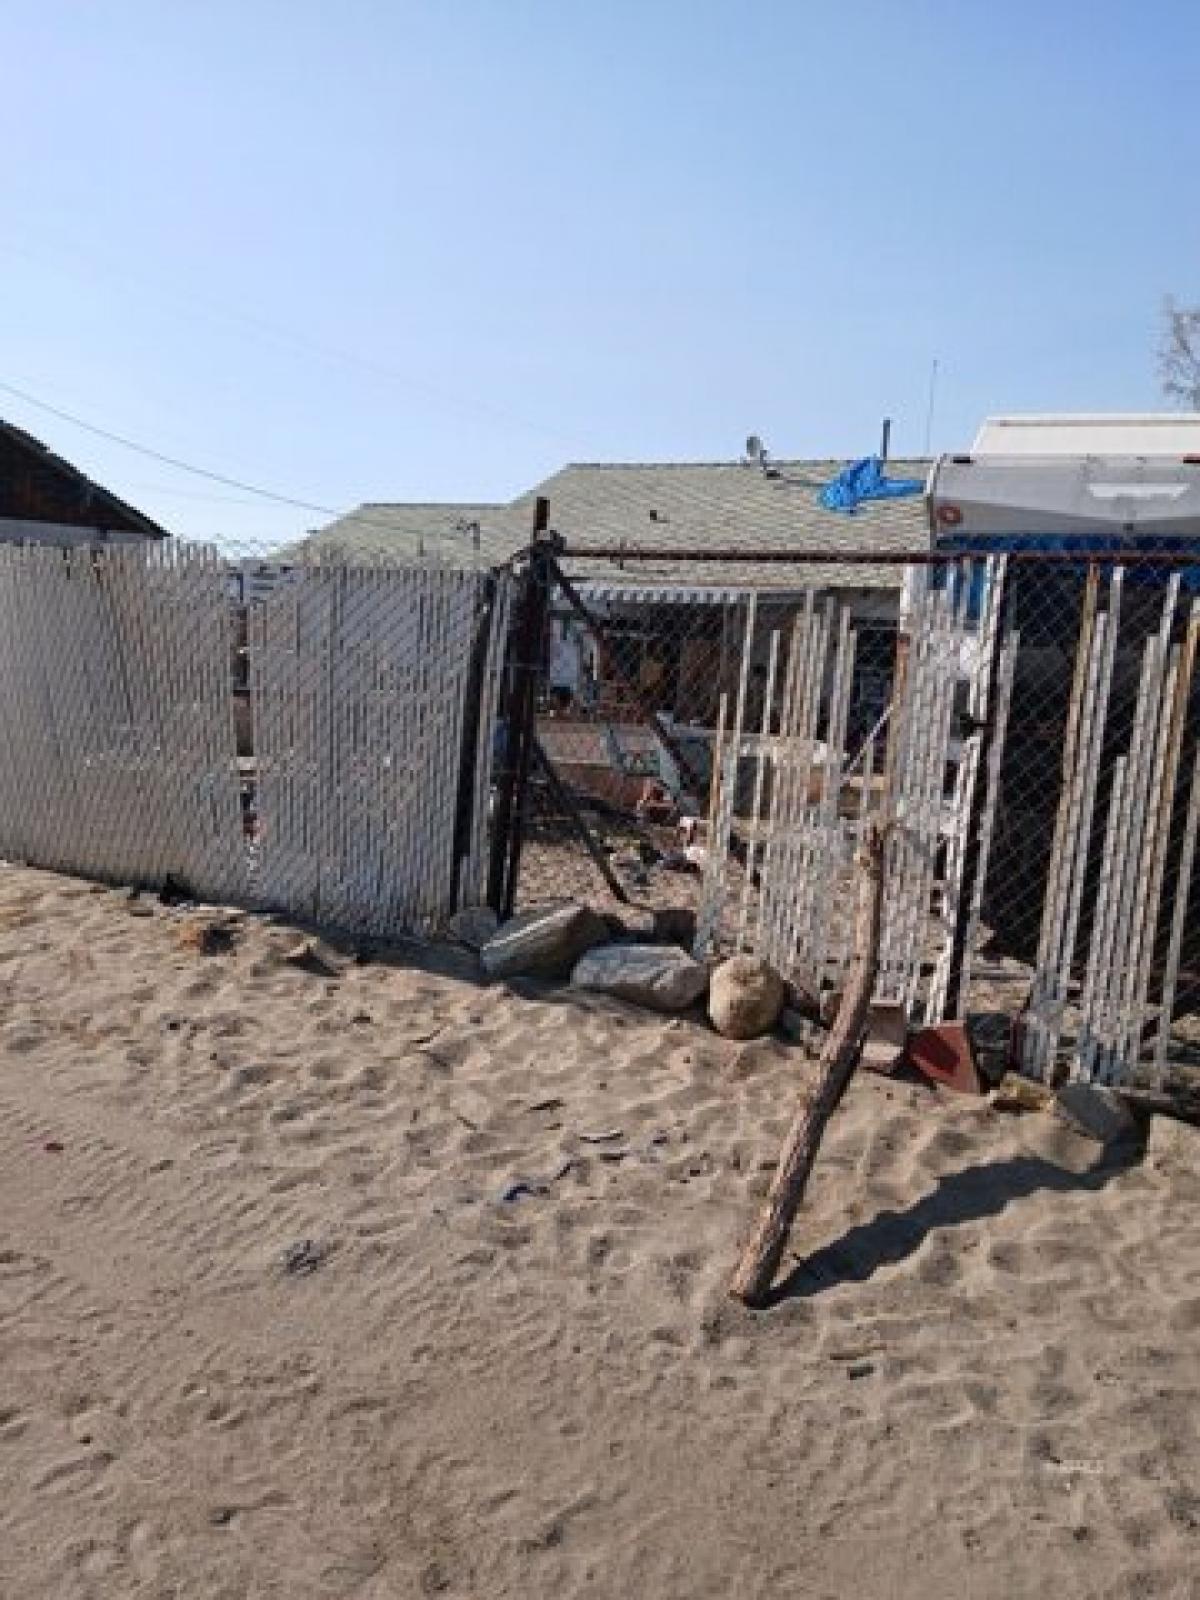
top-left (490, 536), bottom-right (1200, 1090)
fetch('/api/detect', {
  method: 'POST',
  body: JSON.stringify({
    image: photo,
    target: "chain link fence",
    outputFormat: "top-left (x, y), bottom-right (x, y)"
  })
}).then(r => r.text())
top-left (2, 526), bottom-right (1197, 1090)
top-left (507, 542), bottom-right (1200, 1090)
top-left (0, 536), bottom-right (507, 939)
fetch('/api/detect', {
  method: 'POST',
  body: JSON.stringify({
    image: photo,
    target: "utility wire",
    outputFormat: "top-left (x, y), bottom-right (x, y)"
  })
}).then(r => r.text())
top-left (2, 377), bottom-right (355, 519)
top-left (0, 377), bottom-right (507, 541)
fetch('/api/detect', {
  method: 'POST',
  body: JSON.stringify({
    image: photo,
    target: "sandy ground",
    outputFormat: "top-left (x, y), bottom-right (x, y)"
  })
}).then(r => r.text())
top-left (2, 865), bottom-right (1200, 1599)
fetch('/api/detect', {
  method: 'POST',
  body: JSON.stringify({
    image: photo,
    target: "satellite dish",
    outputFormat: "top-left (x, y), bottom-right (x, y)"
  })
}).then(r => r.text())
top-left (745, 434), bottom-right (764, 462)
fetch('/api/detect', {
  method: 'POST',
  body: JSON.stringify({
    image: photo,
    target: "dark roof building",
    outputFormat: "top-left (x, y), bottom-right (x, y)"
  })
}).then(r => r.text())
top-left (0, 420), bottom-right (166, 543)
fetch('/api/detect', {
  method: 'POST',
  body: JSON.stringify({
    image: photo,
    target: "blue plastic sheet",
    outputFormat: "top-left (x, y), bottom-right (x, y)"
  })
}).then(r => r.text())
top-left (819, 456), bottom-right (924, 513)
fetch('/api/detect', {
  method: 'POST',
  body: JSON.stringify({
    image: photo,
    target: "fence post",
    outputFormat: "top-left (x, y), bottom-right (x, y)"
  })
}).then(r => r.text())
top-left (942, 563), bottom-right (1013, 1018)
top-left (486, 497), bottom-right (553, 918)
top-left (450, 572), bottom-right (498, 912)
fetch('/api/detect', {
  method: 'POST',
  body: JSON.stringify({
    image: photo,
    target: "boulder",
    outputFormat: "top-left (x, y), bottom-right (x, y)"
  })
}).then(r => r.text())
top-left (1144, 1114), bottom-right (1200, 1175)
top-left (446, 905), bottom-right (499, 951)
top-left (708, 955), bottom-right (785, 1039)
top-left (571, 942), bottom-right (709, 1012)
top-left (1053, 1081), bottom-right (1139, 1148)
top-left (481, 903), bottom-right (608, 980)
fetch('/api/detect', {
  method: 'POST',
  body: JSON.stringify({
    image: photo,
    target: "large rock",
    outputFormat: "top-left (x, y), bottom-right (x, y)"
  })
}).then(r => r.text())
top-left (1053, 1081), bottom-right (1139, 1148)
top-left (571, 943), bottom-right (709, 1012)
top-left (708, 955), bottom-right (785, 1039)
top-left (481, 903), bottom-right (608, 980)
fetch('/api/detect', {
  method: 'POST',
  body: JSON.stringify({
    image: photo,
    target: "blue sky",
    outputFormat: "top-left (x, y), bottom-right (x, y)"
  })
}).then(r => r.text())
top-left (2, 0), bottom-right (1197, 545)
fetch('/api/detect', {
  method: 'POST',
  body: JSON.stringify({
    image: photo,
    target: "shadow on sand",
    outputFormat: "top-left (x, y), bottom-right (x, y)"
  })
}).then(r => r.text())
top-left (767, 1142), bottom-right (1141, 1307)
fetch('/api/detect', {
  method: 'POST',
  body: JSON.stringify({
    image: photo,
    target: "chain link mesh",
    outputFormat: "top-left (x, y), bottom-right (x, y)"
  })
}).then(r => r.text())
top-left (513, 547), bottom-right (1200, 1089)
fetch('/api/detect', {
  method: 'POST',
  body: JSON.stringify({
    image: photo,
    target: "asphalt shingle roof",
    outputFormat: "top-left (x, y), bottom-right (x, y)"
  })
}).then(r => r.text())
top-left (301, 458), bottom-right (932, 590)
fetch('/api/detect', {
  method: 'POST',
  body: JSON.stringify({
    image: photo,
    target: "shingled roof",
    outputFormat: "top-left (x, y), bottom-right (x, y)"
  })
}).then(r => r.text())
top-left (303, 457), bottom-right (932, 590)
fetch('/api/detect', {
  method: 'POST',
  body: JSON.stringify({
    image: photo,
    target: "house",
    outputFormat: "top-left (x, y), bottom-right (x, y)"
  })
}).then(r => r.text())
top-left (305, 455), bottom-right (929, 736)
top-left (0, 420), bottom-right (166, 544)
top-left (305, 456), bottom-right (929, 584)
top-left (302, 455), bottom-right (929, 807)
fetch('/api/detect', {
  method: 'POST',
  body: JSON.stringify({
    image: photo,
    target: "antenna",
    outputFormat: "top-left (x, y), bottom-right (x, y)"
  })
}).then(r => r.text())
top-left (923, 359), bottom-right (939, 455)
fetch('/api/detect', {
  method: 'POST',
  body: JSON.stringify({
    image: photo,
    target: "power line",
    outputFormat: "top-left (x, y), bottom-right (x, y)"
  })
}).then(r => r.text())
top-left (0, 377), bottom-right (354, 519)
top-left (0, 377), bottom-right (505, 541)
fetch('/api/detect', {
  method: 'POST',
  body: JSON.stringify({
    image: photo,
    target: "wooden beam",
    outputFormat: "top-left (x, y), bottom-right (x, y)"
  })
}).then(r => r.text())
top-left (729, 822), bottom-right (886, 1308)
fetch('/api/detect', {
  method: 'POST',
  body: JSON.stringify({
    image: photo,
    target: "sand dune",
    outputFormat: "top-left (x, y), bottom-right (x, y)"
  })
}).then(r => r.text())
top-left (1, 863), bottom-right (1199, 1598)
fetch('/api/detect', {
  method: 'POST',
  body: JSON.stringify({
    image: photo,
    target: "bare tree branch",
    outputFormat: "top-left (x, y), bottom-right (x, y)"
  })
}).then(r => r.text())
top-left (1160, 297), bottom-right (1200, 409)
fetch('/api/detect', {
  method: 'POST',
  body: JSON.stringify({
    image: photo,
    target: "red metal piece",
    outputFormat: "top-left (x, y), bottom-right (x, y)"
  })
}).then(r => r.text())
top-left (904, 1022), bottom-right (983, 1095)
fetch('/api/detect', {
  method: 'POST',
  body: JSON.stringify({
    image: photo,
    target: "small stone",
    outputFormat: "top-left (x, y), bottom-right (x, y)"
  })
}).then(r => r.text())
top-left (176, 919), bottom-right (233, 956)
top-left (571, 943), bottom-right (709, 1012)
top-left (282, 1238), bottom-right (327, 1276)
top-left (280, 938), bottom-right (340, 978)
top-left (966, 1012), bottom-right (1013, 1085)
top-left (1053, 1082), bottom-right (1139, 1147)
top-left (846, 1360), bottom-right (876, 1380)
top-left (708, 956), bottom-right (785, 1040)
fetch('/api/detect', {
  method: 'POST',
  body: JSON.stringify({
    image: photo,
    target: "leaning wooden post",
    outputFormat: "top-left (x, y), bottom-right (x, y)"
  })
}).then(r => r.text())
top-left (729, 821), bottom-right (887, 1308)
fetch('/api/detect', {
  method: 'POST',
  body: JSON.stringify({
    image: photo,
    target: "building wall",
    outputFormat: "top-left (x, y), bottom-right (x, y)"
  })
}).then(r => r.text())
top-left (0, 518), bottom-right (153, 546)
top-left (0, 427), bottom-right (159, 537)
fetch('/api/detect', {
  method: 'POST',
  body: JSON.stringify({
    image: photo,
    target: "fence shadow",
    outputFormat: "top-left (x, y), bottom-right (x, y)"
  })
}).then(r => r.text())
top-left (767, 1143), bottom-right (1142, 1306)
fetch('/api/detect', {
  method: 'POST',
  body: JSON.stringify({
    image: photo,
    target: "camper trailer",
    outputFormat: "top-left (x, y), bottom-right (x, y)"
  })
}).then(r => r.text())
top-left (925, 415), bottom-right (1200, 964)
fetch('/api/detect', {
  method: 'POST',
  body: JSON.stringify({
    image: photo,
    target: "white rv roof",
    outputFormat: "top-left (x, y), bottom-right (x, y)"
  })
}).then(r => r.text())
top-left (972, 414), bottom-right (1200, 458)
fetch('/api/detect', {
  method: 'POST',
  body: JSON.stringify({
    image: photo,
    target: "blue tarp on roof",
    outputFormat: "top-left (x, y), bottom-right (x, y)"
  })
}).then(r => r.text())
top-left (819, 456), bottom-right (925, 513)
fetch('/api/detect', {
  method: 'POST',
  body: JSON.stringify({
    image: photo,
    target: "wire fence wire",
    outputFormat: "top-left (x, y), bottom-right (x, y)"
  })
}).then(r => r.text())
top-left (514, 545), bottom-right (1200, 1090)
